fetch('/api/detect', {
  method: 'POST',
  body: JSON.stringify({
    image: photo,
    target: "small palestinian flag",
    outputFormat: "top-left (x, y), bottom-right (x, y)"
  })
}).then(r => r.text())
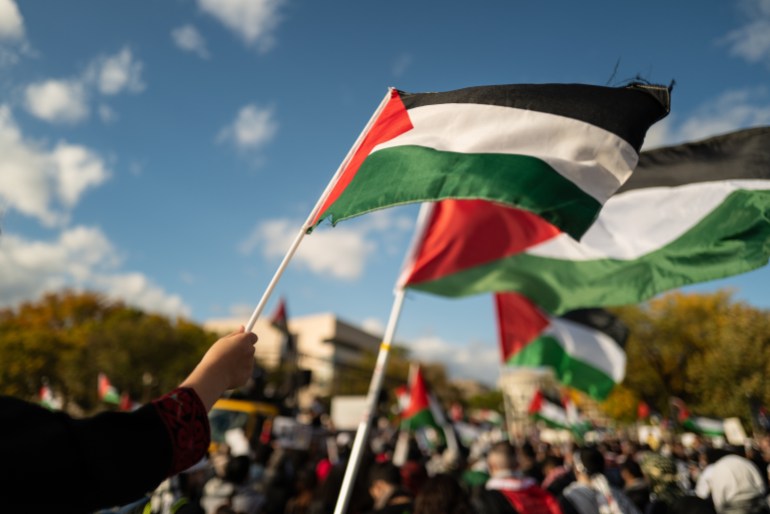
top-left (496, 293), bottom-right (627, 400)
top-left (98, 372), bottom-right (120, 405)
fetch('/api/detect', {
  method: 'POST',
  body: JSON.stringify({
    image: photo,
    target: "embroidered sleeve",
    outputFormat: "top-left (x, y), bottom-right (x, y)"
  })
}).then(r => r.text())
top-left (151, 387), bottom-right (210, 475)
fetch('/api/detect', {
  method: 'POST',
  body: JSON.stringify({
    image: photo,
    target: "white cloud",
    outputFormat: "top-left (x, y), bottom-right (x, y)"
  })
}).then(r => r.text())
top-left (172, 24), bottom-right (210, 59)
top-left (218, 103), bottom-right (277, 151)
top-left (242, 218), bottom-right (376, 279)
top-left (0, 105), bottom-right (109, 226)
top-left (92, 273), bottom-right (190, 317)
top-left (240, 211), bottom-right (412, 280)
top-left (361, 317), bottom-right (385, 336)
top-left (721, 0), bottom-right (770, 65)
top-left (643, 88), bottom-right (770, 149)
top-left (89, 47), bottom-right (145, 95)
top-left (0, 0), bottom-right (24, 40)
top-left (198, 0), bottom-right (283, 52)
top-left (0, 227), bottom-right (190, 317)
top-left (409, 334), bottom-right (500, 384)
top-left (23, 79), bottom-right (89, 124)
top-left (23, 47), bottom-right (144, 124)
top-left (51, 144), bottom-right (110, 207)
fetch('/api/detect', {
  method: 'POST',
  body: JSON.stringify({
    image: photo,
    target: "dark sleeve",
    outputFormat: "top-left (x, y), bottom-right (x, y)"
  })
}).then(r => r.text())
top-left (0, 387), bottom-right (210, 512)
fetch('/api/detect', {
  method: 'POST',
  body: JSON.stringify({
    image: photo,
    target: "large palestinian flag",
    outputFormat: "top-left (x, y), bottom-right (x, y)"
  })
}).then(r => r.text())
top-left (309, 83), bottom-right (670, 239)
top-left (496, 293), bottom-right (627, 400)
top-left (399, 126), bottom-right (770, 314)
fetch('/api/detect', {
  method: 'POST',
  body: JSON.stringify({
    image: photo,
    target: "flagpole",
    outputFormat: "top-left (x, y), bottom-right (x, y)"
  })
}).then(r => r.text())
top-left (243, 89), bottom-right (393, 333)
top-left (334, 288), bottom-right (407, 514)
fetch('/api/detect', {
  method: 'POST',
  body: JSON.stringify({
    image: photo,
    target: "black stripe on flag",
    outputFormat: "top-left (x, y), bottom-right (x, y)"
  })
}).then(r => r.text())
top-left (398, 82), bottom-right (671, 152)
top-left (620, 125), bottom-right (770, 192)
top-left (560, 308), bottom-right (629, 349)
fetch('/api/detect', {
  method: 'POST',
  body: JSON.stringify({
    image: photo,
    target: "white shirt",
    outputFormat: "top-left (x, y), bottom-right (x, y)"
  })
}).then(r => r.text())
top-left (695, 455), bottom-right (766, 513)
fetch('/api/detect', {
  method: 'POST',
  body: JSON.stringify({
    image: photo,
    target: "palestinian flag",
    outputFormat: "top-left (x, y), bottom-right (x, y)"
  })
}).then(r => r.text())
top-left (528, 390), bottom-right (571, 430)
top-left (401, 366), bottom-right (440, 432)
top-left (399, 126), bottom-right (770, 314)
top-left (670, 397), bottom-right (725, 437)
top-left (496, 293), bottom-right (627, 400)
top-left (39, 383), bottom-right (61, 410)
top-left (98, 372), bottom-right (120, 405)
top-left (119, 392), bottom-right (139, 412)
top-left (310, 82), bottom-right (670, 239)
top-left (565, 396), bottom-right (592, 436)
top-left (270, 297), bottom-right (295, 358)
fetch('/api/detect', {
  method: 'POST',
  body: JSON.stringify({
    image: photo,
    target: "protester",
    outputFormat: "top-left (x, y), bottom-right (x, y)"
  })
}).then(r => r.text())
top-left (413, 473), bottom-right (474, 514)
top-left (639, 452), bottom-right (686, 514)
top-left (200, 455), bottom-right (265, 514)
top-left (472, 440), bottom-right (561, 514)
top-left (284, 467), bottom-right (319, 514)
top-left (560, 446), bottom-right (641, 514)
top-left (0, 326), bottom-right (257, 512)
top-left (365, 462), bottom-right (415, 514)
top-left (541, 455), bottom-right (575, 497)
top-left (619, 458), bottom-right (650, 513)
top-left (695, 449), bottom-right (769, 514)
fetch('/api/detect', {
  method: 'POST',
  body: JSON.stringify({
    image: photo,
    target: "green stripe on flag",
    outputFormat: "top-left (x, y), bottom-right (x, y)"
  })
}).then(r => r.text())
top-left (412, 189), bottom-right (770, 314)
top-left (324, 146), bottom-right (600, 237)
top-left (508, 336), bottom-right (617, 399)
top-left (402, 408), bottom-right (439, 431)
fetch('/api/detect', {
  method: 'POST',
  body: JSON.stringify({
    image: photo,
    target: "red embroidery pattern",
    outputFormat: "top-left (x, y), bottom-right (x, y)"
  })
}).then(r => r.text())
top-left (152, 387), bottom-right (210, 475)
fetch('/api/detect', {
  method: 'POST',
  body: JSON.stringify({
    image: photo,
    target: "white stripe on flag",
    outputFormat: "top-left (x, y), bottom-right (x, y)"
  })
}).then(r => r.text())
top-left (529, 179), bottom-right (770, 260)
top-left (545, 318), bottom-right (626, 382)
top-left (372, 103), bottom-right (637, 203)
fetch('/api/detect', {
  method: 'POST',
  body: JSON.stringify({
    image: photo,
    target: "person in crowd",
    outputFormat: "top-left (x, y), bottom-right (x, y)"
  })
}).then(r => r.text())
top-left (143, 458), bottom-right (210, 514)
top-left (365, 462), bottom-right (415, 514)
top-left (619, 459), bottom-right (650, 513)
top-left (519, 442), bottom-right (545, 483)
top-left (639, 452), bottom-right (686, 514)
top-left (201, 455), bottom-right (265, 514)
top-left (1, 326), bottom-right (258, 513)
top-left (695, 448), bottom-right (769, 514)
top-left (414, 473), bottom-right (475, 514)
top-left (472, 441), bottom-right (561, 514)
top-left (400, 456), bottom-right (429, 498)
top-left (639, 452), bottom-right (715, 514)
top-left (541, 455), bottom-right (575, 497)
top-left (284, 466), bottom-right (319, 514)
top-left (560, 446), bottom-right (641, 514)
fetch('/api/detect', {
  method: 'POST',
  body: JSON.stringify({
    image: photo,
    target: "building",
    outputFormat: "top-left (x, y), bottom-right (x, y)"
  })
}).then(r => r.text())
top-left (204, 312), bottom-right (383, 405)
top-left (498, 367), bottom-right (560, 439)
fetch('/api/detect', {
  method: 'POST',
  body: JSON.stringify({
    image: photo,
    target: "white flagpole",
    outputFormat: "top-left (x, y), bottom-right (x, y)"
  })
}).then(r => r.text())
top-left (243, 89), bottom-right (393, 333)
top-left (333, 288), bottom-right (407, 514)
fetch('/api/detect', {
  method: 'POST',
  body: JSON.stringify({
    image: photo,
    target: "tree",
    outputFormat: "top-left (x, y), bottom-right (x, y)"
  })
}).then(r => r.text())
top-left (611, 290), bottom-right (770, 423)
top-left (0, 290), bottom-right (214, 411)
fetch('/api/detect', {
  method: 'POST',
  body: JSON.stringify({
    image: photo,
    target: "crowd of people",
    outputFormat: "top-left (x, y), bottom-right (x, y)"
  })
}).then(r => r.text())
top-left (107, 411), bottom-right (770, 514)
top-left (5, 326), bottom-right (770, 514)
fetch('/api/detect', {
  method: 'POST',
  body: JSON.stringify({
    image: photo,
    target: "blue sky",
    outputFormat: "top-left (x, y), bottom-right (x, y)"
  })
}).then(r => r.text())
top-left (1, 0), bottom-right (770, 386)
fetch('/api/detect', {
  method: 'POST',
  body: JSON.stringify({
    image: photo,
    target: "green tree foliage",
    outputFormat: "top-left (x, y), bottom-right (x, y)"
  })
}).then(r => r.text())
top-left (612, 290), bottom-right (770, 423)
top-left (0, 290), bottom-right (215, 411)
top-left (465, 389), bottom-right (504, 412)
